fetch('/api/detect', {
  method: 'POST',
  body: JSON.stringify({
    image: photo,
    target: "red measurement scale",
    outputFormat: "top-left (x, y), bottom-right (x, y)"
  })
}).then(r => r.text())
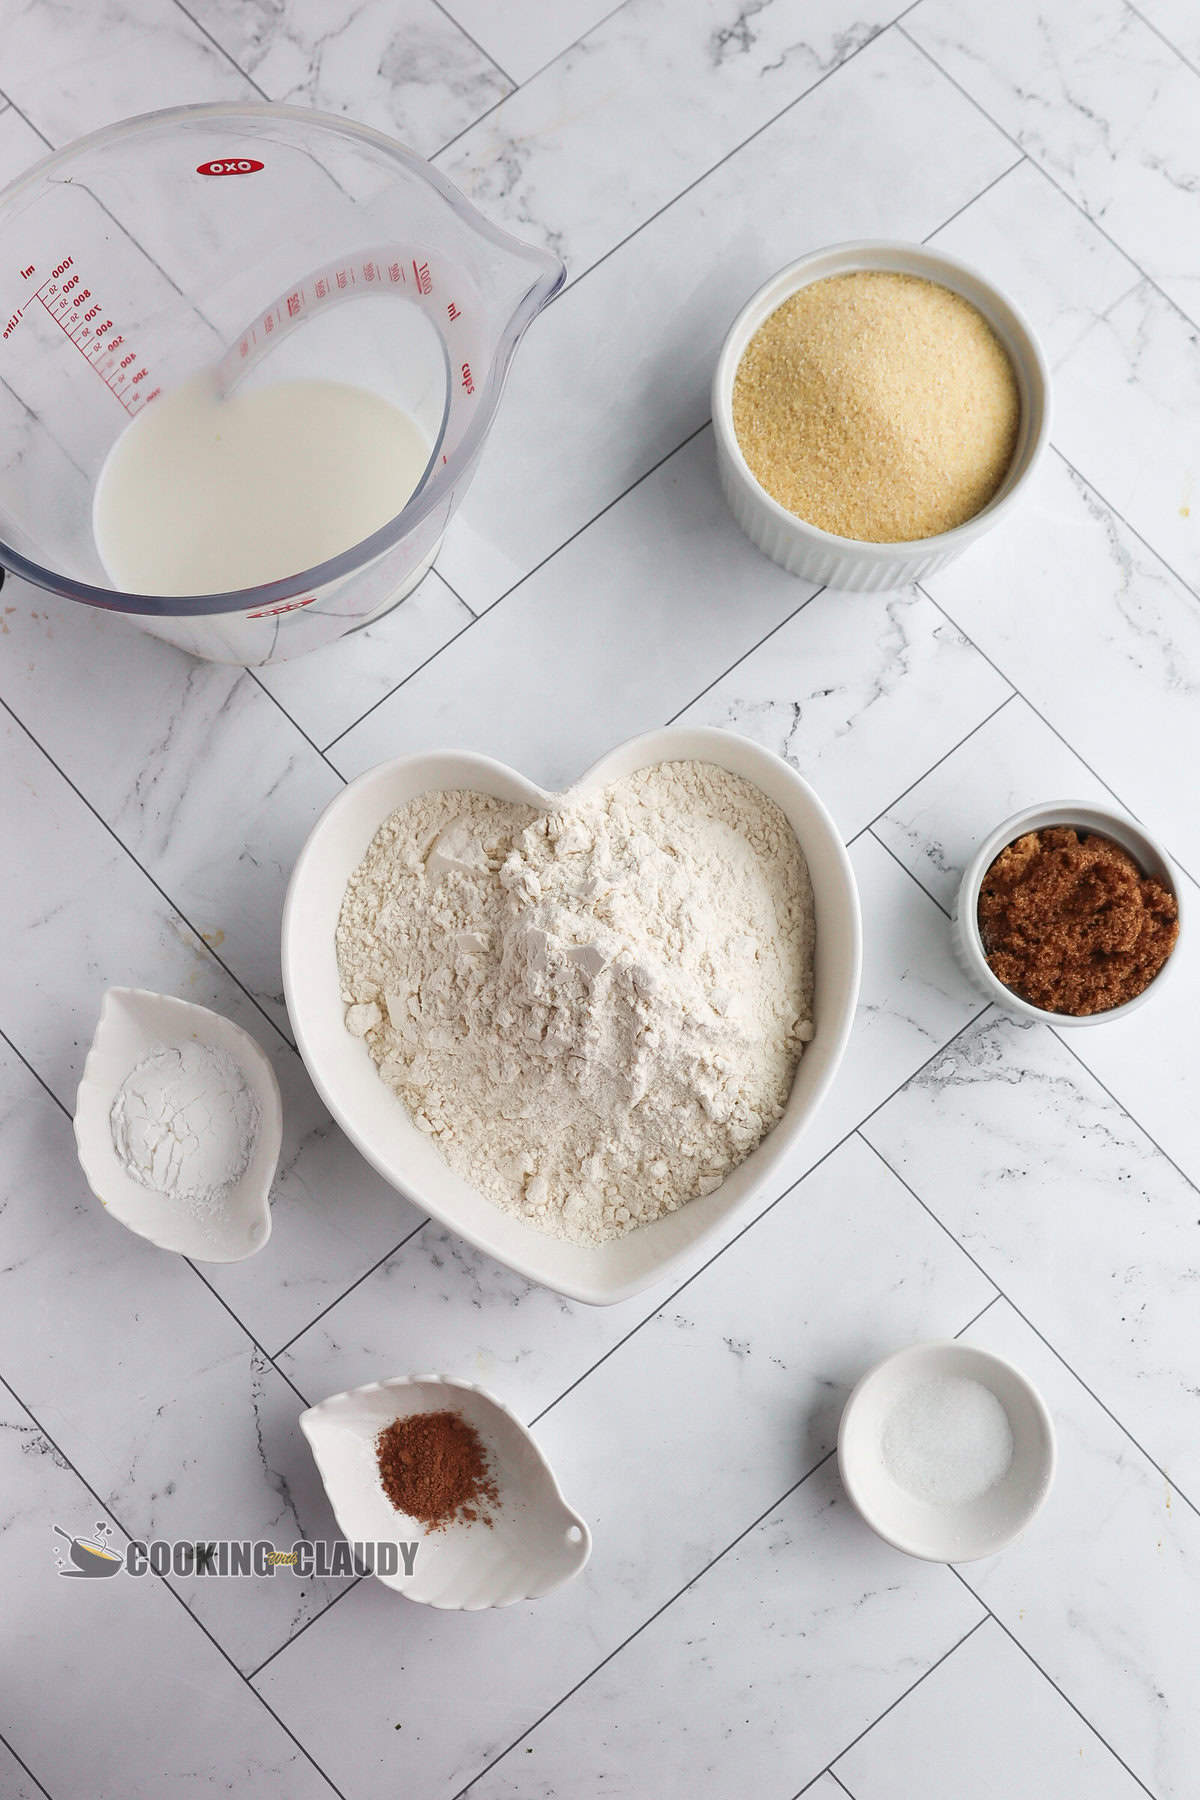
top-left (32, 256), bottom-right (160, 416)
top-left (213, 245), bottom-right (484, 419)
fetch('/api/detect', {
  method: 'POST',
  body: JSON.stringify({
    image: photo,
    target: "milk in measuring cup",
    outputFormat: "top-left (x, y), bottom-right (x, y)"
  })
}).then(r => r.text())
top-left (93, 373), bottom-right (431, 595)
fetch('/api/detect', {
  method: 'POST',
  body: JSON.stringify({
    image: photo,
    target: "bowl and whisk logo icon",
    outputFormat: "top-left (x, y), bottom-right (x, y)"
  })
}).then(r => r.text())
top-left (52, 1521), bottom-right (124, 1578)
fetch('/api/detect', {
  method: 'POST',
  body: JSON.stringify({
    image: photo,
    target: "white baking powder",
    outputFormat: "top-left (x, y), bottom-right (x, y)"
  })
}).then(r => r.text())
top-left (336, 760), bottom-right (815, 1246)
top-left (110, 1042), bottom-right (260, 1210)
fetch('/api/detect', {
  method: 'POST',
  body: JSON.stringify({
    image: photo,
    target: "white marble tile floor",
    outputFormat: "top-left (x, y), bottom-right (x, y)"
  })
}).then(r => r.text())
top-left (1, 2), bottom-right (1198, 1794)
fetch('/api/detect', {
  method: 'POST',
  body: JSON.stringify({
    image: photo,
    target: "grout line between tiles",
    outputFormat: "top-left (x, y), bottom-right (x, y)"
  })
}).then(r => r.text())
top-left (0, 90), bottom-right (53, 149)
top-left (0, 696), bottom-right (298, 1057)
top-left (319, 606), bottom-right (477, 753)
top-left (247, 1573), bottom-right (364, 1682)
top-left (428, 0), bottom-right (516, 89)
top-left (1123, 0), bottom-right (1200, 82)
top-left (897, 24), bottom-right (1200, 337)
top-left (789, 1615), bottom-right (990, 1793)
top-left (1050, 443), bottom-right (1200, 664)
top-left (169, 0), bottom-right (272, 99)
top-left (430, 86), bottom-right (514, 160)
top-left (953, 1292), bottom-right (1002, 1338)
top-left (663, 585), bottom-right (825, 723)
top-left (857, 1135), bottom-right (1200, 1522)
top-left (451, 1449), bottom-right (839, 1799)
top-left (946, 1567), bottom-right (1162, 1800)
top-left (868, 825), bottom-right (951, 917)
top-left (828, 1772), bottom-right (859, 1800)
top-left (922, 153), bottom-right (1026, 239)
top-left (433, 567), bottom-right (479, 619)
top-left (0, 1371), bottom-right (349, 1800)
top-left (0, 1730), bottom-right (54, 1800)
top-left (185, 1262), bottom-right (312, 1409)
top-left (915, 581), bottom-right (1200, 895)
top-left (248, 672), bottom-right (348, 786)
top-left (862, 691), bottom-right (1017, 841)
top-left (322, 418), bottom-right (712, 753)
top-left (422, 1), bottom-right (642, 156)
top-left (519, 0), bottom-right (633, 82)
top-left (272, 1215), bottom-right (431, 1358)
top-left (0, 1026), bottom-right (75, 1121)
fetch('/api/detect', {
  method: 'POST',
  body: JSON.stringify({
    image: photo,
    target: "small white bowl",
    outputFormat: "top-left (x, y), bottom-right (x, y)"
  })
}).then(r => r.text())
top-left (300, 1374), bottom-right (591, 1609)
top-left (712, 240), bottom-right (1052, 591)
top-left (838, 1340), bottom-right (1056, 1563)
top-left (282, 726), bottom-right (861, 1306)
top-left (954, 800), bottom-right (1182, 1026)
top-left (73, 988), bottom-right (281, 1261)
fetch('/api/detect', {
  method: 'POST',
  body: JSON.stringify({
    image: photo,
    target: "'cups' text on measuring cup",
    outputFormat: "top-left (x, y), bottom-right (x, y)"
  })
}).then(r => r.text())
top-left (0, 104), bottom-right (564, 665)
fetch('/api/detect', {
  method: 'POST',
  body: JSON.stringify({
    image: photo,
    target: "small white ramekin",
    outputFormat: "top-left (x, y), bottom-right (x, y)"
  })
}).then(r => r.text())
top-left (953, 800), bottom-right (1183, 1027)
top-left (712, 240), bottom-right (1052, 591)
top-left (838, 1340), bottom-right (1056, 1563)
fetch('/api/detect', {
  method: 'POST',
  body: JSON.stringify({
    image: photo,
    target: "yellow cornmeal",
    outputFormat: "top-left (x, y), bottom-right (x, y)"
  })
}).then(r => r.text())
top-left (732, 271), bottom-right (1021, 543)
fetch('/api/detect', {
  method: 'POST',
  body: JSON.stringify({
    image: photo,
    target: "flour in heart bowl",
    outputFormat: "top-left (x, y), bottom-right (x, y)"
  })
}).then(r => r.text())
top-left (282, 728), bottom-right (861, 1304)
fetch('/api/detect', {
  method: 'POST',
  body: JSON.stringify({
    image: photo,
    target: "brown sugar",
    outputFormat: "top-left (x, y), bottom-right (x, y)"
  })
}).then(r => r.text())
top-left (977, 827), bottom-right (1178, 1016)
top-left (732, 270), bottom-right (1020, 542)
top-left (375, 1409), bottom-right (499, 1531)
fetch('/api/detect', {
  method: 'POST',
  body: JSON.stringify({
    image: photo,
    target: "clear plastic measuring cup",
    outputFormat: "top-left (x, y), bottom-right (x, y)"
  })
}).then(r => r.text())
top-left (0, 104), bottom-right (564, 665)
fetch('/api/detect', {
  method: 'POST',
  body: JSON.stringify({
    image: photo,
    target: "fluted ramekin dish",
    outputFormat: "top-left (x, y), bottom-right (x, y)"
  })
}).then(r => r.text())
top-left (712, 240), bottom-right (1052, 591)
top-left (953, 799), bottom-right (1182, 1026)
top-left (282, 726), bottom-right (861, 1305)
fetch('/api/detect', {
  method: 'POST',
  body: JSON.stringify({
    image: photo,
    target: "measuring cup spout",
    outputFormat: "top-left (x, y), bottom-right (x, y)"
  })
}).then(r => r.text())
top-left (438, 205), bottom-right (564, 421)
top-left (479, 231), bottom-right (565, 339)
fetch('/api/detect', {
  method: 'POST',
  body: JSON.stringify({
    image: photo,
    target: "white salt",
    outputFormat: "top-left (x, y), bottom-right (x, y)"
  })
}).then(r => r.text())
top-left (882, 1373), bottom-right (1013, 1507)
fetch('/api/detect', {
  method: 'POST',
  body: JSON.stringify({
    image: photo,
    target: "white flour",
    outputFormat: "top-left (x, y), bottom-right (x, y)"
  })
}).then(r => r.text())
top-left (336, 761), bottom-right (815, 1246)
top-left (110, 1042), bottom-right (260, 1211)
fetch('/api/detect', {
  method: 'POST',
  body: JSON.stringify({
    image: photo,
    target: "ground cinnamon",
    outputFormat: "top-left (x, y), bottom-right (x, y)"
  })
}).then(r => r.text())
top-left (375, 1409), bottom-right (498, 1531)
top-left (978, 826), bottom-right (1178, 1016)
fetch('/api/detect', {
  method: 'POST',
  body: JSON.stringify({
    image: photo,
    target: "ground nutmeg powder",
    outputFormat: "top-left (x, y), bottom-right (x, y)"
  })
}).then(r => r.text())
top-left (977, 826), bottom-right (1178, 1016)
top-left (375, 1409), bottom-right (499, 1531)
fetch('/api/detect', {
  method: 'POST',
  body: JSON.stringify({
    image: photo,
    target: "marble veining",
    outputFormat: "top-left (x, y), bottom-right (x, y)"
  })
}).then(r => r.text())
top-left (1, 0), bottom-right (1199, 1794)
top-left (434, 0), bottom-right (907, 279)
top-left (184, 0), bottom-right (514, 157)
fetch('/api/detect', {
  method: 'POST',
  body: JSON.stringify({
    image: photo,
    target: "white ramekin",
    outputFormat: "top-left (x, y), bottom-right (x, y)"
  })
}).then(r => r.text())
top-left (712, 240), bottom-right (1053, 591)
top-left (838, 1340), bottom-right (1055, 1563)
top-left (953, 801), bottom-right (1182, 1027)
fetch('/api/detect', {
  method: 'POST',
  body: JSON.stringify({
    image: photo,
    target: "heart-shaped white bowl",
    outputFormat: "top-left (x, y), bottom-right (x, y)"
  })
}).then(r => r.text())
top-left (282, 726), bottom-right (861, 1303)
top-left (300, 1373), bottom-right (590, 1608)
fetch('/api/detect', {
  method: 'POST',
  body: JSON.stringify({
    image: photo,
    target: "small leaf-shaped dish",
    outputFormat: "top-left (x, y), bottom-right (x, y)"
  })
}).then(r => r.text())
top-left (300, 1374), bottom-right (591, 1609)
top-left (73, 987), bottom-right (282, 1262)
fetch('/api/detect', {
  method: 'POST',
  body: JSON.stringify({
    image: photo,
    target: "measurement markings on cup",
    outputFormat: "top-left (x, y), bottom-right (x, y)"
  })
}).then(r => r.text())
top-left (30, 257), bottom-right (160, 415)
